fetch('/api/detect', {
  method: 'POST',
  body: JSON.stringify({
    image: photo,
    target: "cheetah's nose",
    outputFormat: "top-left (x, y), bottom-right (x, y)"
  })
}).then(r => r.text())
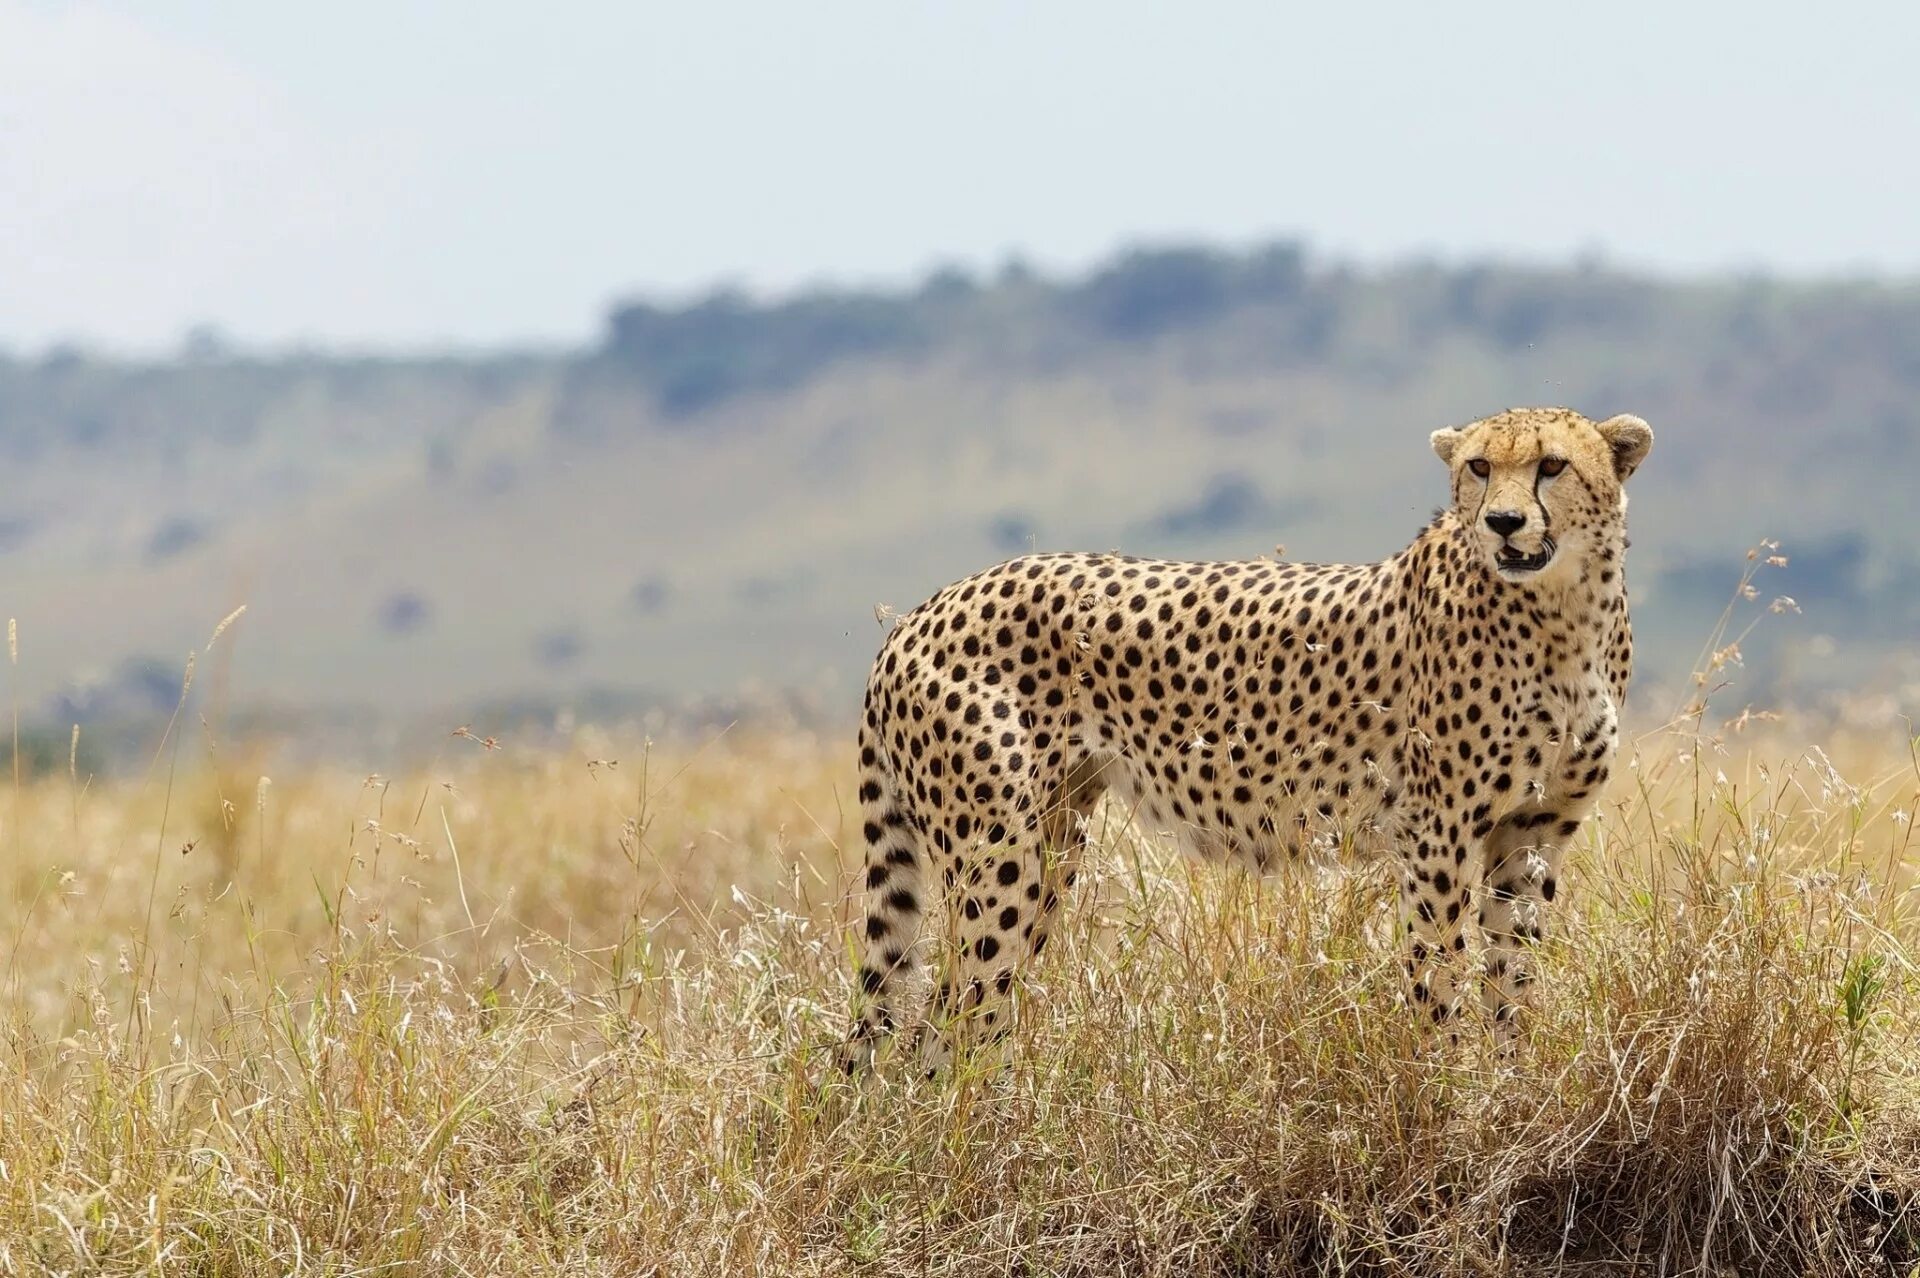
top-left (1484, 510), bottom-right (1526, 538)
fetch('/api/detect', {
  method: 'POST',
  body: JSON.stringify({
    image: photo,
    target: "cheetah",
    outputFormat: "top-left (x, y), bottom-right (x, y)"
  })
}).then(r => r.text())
top-left (846, 406), bottom-right (1653, 1069)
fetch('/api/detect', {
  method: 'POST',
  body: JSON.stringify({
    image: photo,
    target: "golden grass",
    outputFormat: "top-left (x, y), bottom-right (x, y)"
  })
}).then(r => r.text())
top-left (0, 702), bottom-right (1917, 1274)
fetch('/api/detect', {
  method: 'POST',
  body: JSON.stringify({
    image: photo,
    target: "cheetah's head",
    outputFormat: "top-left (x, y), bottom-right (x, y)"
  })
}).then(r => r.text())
top-left (1429, 407), bottom-right (1653, 585)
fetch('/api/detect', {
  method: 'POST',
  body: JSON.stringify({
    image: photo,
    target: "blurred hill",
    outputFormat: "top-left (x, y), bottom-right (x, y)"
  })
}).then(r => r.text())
top-left (5, 242), bottom-right (1919, 761)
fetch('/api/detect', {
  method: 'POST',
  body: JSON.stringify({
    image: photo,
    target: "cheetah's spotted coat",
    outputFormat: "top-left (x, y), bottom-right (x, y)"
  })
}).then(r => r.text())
top-left (848, 407), bottom-right (1654, 1068)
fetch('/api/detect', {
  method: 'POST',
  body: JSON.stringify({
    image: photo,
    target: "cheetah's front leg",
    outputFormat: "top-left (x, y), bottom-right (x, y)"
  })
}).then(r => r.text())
top-left (1399, 809), bottom-right (1474, 1030)
top-left (1478, 713), bottom-right (1615, 1032)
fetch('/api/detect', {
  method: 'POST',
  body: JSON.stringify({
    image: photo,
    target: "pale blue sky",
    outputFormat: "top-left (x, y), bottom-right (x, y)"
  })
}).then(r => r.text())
top-left (3, 1), bottom-right (1917, 352)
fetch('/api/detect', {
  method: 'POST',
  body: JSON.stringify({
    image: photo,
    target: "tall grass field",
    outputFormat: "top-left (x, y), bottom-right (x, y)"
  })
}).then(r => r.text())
top-left (3, 560), bottom-right (1919, 1275)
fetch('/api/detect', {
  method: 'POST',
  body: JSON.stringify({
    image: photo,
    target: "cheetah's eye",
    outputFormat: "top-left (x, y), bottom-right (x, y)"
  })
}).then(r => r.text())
top-left (1467, 458), bottom-right (1490, 479)
top-left (1539, 457), bottom-right (1567, 478)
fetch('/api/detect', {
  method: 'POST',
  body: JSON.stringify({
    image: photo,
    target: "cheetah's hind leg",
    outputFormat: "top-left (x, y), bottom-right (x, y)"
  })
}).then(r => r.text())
top-left (914, 759), bottom-right (1105, 1075)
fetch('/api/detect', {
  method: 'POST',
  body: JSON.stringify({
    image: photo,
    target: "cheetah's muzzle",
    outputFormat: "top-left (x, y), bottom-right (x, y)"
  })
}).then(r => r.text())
top-left (1495, 536), bottom-right (1555, 574)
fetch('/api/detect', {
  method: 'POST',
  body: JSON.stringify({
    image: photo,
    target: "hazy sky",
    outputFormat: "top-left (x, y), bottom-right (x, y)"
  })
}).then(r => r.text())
top-left (4, 1), bottom-right (1918, 352)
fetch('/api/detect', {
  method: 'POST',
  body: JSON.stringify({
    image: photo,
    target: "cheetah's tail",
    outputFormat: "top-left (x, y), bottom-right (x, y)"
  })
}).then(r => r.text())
top-left (843, 718), bottom-right (927, 1071)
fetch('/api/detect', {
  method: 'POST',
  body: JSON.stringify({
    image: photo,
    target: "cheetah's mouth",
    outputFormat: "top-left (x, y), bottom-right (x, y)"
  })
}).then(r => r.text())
top-left (1495, 537), bottom-right (1555, 575)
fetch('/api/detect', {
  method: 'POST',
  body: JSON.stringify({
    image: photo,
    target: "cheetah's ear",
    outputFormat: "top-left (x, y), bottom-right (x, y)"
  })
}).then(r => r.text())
top-left (1595, 414), bottom-right (1653, 480)
top-left (1429, 427), bottom-right (1464, 466)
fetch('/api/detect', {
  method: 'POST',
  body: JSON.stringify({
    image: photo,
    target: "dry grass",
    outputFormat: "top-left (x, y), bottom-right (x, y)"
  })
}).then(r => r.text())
top-left (0, 713), bottom-right (1917, 1275)
top-left (5, 574), bottom-right (1920, 1272)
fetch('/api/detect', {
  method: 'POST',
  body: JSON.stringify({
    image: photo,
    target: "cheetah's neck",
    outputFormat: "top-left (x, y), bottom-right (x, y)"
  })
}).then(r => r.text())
top-left (1406, 512), bottom-right (1627, 667)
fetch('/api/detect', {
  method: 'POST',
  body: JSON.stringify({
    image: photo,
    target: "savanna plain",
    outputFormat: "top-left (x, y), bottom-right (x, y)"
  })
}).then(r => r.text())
top-left (4, 557), bottom-right (1920, 1276)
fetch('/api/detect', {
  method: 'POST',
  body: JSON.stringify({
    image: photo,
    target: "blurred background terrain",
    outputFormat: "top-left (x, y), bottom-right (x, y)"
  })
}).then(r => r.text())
top-left (9, 249), bottom-right (1920, 763)
top-left (5, 2), bottom-right (1919, 765)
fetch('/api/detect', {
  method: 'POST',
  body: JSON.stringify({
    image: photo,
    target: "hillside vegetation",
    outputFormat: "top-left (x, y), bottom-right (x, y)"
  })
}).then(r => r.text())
top-left (4, 245), bottom-right (1920, 759)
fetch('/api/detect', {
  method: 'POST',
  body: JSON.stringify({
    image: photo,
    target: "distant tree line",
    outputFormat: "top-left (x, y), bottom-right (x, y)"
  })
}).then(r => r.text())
top-left (581, 242), bottom-right (1329, 417)
top-left (578, 242), bottom-right (1920, 424)
top-left (7, 240), bottom-right (1920, 444)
